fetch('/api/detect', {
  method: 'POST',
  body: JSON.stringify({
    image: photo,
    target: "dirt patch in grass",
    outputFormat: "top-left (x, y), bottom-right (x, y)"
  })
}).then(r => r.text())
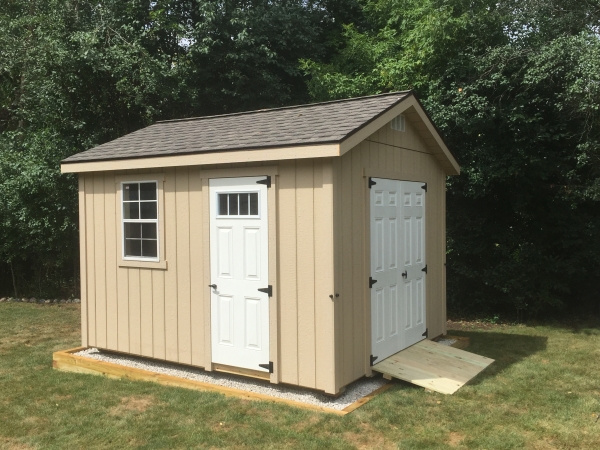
top-left (0, 307), bottom-right (79, 354)
top-left (447, 432), bottom-right (465, 447)
top-left (210, 421), bottom-right (241, 433)
top-left (527, 436), bottom-right (561, 450)
top-left (342, 422), bottom-right (396, 450)
top-left (109, 396), bottom-right (156, 416)
top-left (0, 437), bottom-right (35, 450)
top-left (291, 414), bottom-right (320, 431)
top-left (21, 416), bottom-right (48, 427)
top-left (3, 325), bottom-right (76, 348)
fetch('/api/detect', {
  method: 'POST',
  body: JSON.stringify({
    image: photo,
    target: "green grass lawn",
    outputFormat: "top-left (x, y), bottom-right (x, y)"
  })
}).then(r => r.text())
top-left (1, 303), bottom-right (599, 449)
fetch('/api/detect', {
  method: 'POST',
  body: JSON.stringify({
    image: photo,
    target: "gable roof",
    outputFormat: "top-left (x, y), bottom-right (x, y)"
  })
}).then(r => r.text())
top-left (61, 91), bottom-right (460, 175)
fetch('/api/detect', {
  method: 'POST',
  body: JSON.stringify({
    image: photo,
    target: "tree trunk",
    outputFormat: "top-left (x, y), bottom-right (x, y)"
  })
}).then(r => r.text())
top-left (10, 261), bottom-right (17, 298)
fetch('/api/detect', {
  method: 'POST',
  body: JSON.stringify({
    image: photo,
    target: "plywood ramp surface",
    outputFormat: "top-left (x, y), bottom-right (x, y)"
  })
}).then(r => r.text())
top-left (372, 340), bottom-right (494, 395)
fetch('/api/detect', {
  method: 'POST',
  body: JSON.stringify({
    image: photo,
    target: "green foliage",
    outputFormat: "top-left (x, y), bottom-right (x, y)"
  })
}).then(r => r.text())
top-left (1, 0), bottom-right (599, 317)
top-left (0, 131), bottom-right (78, 260)
top-left (0, 0), bottom-right (338, 297)
top-left (302, 0), bottom-right (507, 99)
top-left (304, 0), bottom-right (600, 317)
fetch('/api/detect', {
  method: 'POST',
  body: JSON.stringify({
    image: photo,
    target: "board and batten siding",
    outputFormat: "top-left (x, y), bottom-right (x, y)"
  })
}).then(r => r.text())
top-left (333, 117), bottom-right (448, 390)
top-left (76, 115), bottom-right (448, 395)
top-left (78, 160), bottom-right (337, 393)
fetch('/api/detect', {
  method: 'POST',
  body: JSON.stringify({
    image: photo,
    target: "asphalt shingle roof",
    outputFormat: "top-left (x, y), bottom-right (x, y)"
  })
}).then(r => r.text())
top-left (62, 91), bottom-right (411, 164)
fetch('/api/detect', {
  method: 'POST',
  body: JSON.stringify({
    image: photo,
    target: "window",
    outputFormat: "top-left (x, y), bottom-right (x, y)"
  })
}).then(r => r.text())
top-left (122, 181), bottom-right (159, 259)
top-left (217, 192), bottom-right (259, 217)
top-left (391, 114), bottom-right (406, 132)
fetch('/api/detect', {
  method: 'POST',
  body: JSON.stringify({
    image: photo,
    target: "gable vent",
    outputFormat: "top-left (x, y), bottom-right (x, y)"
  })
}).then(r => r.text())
top-left (391, 114), bottom-right (406, 132)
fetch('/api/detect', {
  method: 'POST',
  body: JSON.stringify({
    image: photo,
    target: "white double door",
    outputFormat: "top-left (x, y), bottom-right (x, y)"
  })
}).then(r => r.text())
top-left (209, 177), bottom-right (270, 372)
top-left (370, 178), bottom-right (426, 363)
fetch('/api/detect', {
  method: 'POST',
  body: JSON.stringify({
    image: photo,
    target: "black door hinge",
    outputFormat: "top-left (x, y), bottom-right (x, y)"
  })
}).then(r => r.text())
top-left (256, 176), bottom-right (271, 188)
top-left (421, 183), bottom-right (427, 192)
top-left (369, 177), bottom-right (377, 189)
top-left (422, 265), bottom-right (428, 274)
top-left (369, 277), bottom-right (377, 288)
top-left (259, 361), bottom-right (273, 373)
top-left (422, 329), bottom-right (428, 338)
top-left (370, 355), bottom-right (378, 366)
top-left (258, 285), bottom-right (272, 297)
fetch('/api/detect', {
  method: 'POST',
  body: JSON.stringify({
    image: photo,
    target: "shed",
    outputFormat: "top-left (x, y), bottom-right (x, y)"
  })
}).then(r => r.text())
top-left (61, 91), bottom-right (461, 395)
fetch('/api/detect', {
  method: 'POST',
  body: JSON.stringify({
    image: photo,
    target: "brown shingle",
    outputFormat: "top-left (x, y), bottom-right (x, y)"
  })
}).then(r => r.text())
top-left (62, 91), bottom-right (410, 163)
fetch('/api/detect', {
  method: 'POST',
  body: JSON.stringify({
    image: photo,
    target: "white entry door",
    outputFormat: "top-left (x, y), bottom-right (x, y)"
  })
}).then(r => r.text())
top-left (370, 178), bottom-right (426, 364)
top-left (209, 177), bottom-right (270, 372)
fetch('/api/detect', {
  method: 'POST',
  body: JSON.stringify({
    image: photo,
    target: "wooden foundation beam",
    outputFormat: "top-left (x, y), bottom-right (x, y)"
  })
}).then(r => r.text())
top-left (52, 347), bottom-right (390, 416)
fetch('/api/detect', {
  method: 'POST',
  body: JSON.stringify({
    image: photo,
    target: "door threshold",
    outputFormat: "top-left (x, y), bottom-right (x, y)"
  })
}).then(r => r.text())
top-left (213, 363), bottom-right (270, 380)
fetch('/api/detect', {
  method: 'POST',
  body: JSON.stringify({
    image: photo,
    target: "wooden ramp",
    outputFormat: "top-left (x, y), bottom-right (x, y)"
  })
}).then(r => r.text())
top-left (372, 340), bottom-right (494, 395)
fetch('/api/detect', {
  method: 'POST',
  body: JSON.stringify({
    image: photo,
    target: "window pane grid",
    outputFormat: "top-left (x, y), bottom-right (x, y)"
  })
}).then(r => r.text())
top-left (218, 192), bottom-right (259, 217)
top-left (122, 181), bottom-right (158, 259)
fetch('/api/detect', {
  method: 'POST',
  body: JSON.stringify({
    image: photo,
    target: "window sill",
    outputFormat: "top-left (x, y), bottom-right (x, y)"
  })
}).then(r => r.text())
top-left (118, 259), bottom-right (168, 270)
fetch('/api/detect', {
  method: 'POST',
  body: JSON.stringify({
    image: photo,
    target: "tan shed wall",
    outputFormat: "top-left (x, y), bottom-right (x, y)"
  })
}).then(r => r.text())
top-left (78, 116), bottom-right (448, 394)
top-left (333, 119), bottom-right (448, 390)
top-left (79, 160), bottom-right (337, 393)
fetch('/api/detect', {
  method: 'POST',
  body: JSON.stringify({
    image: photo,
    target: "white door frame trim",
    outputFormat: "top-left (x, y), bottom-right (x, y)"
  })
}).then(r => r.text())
top-left (200, 167), bottom-right (280, 384)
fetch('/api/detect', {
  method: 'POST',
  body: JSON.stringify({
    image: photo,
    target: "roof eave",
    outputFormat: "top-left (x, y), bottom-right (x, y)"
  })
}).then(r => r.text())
top-left (60, 143), bottom-right (341, 174)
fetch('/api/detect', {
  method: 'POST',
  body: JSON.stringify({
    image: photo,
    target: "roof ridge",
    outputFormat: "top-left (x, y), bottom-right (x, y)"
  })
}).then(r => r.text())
top-left (155, 91), bottom-right (412, 124)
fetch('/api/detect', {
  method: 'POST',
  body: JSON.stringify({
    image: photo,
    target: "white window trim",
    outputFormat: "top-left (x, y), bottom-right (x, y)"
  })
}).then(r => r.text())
top-left (121, 180), bottom-right (160, 262)
top-left (115, 174), bottom-right (167, 270)
top-left (215, 189), bottom-right (262, 219)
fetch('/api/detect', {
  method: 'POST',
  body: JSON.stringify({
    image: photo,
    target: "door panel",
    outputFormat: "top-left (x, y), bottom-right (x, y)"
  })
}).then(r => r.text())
top-left (416, 218), bottom-right (424, 263)
top-left (401, 181), bottom-right (426, 347)
top-left (210, 177), bottom-right (270, 372)
top-left (374, 218), bottom-right (384, 271)
top-left (374, 287), bottom-right (385, 343)
top-left (244, 297), bottom-right (261, 349)
top-left (416, 278), bottom-right (424, 325)
top-left (405, 282), bottom-right (413, 330)
top-left (403, 218), bottom-right (412, 266)
top-left (390, 284), bottom-right (398, 336)
top-left (218, 295), bottom-right (234, 345)
top-left (389, 219), bottom-right (397, 269)
top-left (371, 178), bottom-right (427, 362)
top-left (370, 178), bottom-right (404, 361)
top-left (217, 227), bottom-right (233, 278)
top-left (243, 227), bottom-right (261, 280)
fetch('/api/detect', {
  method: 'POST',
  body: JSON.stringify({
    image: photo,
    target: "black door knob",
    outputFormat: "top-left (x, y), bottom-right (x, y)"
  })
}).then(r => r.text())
top-left (208, 284), bottom-right (217, 289)
top-left (402, 271), bottom-right (407, 279)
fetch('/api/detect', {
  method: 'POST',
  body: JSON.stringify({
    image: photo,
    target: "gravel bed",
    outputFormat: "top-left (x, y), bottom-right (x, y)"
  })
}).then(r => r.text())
top-left (75, 348), bottom-right (388, 410)
top-left (436, 338), bottom-right (457, 346)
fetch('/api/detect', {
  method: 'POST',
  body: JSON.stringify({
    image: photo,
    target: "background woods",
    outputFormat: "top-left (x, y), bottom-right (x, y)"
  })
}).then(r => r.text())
top-left (1, 0), bottom-right (599, 319)
top-left (303, 0), bottom-right (600, 317)
top-left (0, 0), bottom-right (337, 298)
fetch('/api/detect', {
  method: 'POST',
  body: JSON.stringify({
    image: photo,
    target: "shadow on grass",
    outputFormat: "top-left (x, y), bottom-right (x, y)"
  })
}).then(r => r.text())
top-left (449, 330), bottom-right (548, 385)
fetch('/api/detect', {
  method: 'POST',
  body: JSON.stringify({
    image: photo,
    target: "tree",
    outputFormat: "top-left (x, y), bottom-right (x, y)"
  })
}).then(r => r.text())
top-left (0, 0), bottom-right (337, 296)
top-left (303, 0), bottom-right (600, 317)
